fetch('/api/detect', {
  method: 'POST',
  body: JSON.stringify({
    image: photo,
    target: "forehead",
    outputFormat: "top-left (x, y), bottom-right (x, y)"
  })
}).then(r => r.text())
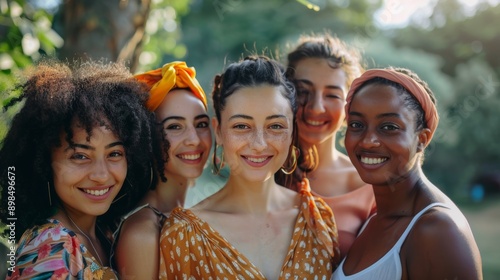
top-left (155, 89), bottom-right (206, 119)
top-left (350, 83), bottom-right (418, 120)
top-left (57, 123), bottom-right (120, 147)
top-left (223, 85), bottom-right (293, 117)
top-left (293, 58), bottom-right (347, 85)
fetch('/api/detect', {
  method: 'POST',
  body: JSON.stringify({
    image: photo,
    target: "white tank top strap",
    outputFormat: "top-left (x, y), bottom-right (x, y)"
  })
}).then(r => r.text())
top-left (393, 202), bottom-right (450, 250)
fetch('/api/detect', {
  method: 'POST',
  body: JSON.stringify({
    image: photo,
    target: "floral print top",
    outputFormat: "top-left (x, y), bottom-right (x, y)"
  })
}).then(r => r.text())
top-left (6, 219), bottom-right (117, 280)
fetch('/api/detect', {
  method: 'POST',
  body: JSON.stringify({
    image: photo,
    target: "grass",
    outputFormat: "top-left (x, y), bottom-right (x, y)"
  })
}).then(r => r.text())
top-left (458, 197), bottom-right (500, 279)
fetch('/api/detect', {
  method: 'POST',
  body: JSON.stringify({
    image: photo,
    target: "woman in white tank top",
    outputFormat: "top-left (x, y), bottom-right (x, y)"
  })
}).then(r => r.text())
top-left (332, 67), bottom-right (482, 279)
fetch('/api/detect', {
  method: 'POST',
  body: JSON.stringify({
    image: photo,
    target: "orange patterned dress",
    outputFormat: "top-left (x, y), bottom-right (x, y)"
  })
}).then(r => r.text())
top-left (158, 179), bottom-right (340, 279)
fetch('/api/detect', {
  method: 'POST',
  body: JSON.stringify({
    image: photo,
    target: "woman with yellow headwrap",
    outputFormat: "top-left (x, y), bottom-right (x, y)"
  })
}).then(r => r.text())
top-left (113, 61), bottom-right (212, 279)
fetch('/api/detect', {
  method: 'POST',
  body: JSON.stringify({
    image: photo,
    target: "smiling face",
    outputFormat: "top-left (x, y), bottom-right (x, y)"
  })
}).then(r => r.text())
top-left (51, 123), bottom-right (127, 218)
top-left (293, 58), bottom-right (348, 146)
top-left (213, 85), bottom-right (294, 183)
top-left (155, 89), bottom-right (212, 180)
top-left (345, 83), bottom-right (427, 186)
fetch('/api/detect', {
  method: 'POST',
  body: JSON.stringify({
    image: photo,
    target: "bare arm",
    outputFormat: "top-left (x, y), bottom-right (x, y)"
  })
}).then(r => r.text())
top-left (405, 209), bottom-right (482, 280)
top-left (115, 210), bottom-right (160, 280)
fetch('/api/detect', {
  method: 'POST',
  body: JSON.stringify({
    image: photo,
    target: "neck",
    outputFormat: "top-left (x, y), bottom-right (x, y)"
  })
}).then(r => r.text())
top-left (148, 174), bottom-right (192, 213)
top-left (55, 208), bottom-right (97, 239)
top-left (372, 168), bottom-right (426, 217)
top-left (221, 176), bottom-right (280, 215)
top-left (301, 134), bottom-right (341, 167)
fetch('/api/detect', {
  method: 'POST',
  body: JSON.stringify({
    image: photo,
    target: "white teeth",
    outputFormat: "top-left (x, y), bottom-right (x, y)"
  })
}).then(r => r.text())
top-left (246, 157), bottom-right (267, 163)
top-left (361, 157), bottom-right (387, 165)
top-left (306, 120), bottom-right (324, 126)
top-left (84, 188), bottom-right (110, 196)
top-left (179, 154), bottom-right (201, 160)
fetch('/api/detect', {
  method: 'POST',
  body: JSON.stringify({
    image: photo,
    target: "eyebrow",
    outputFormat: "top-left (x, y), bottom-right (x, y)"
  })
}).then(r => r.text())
top-left (229, 114), bottom-right (288, 121)
top-left (296, 79), bottom-right (343, 91)
top-left (159, 114), bottom-right (210, 125)
top-left (66, 141), bottom-right (124, 151)
top-left (349, 112), bottom-right (402, 119)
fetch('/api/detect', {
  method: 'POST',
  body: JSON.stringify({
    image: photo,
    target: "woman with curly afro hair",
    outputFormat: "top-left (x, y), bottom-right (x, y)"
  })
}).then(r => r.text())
top-left (0, 59), bottom-right (155, 279)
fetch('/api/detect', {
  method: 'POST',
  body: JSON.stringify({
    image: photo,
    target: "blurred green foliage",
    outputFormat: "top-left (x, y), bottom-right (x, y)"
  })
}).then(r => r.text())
top-left (0, 0), bottom-right (62, 140)
top-left (172, 0), bottom-right (500, 199)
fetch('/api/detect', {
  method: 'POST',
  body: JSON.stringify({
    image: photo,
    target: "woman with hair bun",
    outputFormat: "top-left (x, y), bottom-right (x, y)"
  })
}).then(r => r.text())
top-left (158, 56), bottom-right (340, 279)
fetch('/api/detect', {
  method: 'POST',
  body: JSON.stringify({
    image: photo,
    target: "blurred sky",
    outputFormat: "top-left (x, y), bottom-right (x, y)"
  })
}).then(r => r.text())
top-left (375, 0), bottom-right (500, 28)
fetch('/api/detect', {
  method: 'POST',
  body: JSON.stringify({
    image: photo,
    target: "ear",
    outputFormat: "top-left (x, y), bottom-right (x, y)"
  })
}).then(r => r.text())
top-left (417, 128), bottom-right (432, 153)
top-left (212, 117), bottom-right (222, 146)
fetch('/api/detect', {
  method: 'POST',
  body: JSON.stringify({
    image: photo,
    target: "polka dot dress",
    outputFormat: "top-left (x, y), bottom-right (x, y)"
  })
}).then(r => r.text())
top-left (159, 179), bottom-right (339, 279)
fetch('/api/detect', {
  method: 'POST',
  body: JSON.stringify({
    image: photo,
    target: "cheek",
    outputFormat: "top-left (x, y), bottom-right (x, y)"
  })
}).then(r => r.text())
top-left (271, 132), bottom-right (292, 147)
top-left (52, 162), bottom-right (83, 185)
top-left (344, 132), bottom-right (357, 153)
top-left (329, 101), bottom-right (346, 119)
top-left (165, 134), bottom-right (181, 153)
top-left (110, 161), bottom-right (128, 182)
top-left (199, 131), bottom-right (213, 148)
top-left (297, 106), bottom-right (305, 119)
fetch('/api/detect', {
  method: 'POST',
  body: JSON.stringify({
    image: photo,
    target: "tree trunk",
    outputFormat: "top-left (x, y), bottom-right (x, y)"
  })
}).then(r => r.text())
top-left (56, 0), bottom-right (151, 72)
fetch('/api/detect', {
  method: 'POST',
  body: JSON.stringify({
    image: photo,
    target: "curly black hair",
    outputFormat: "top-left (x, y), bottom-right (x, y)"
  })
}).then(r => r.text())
top-left (0, 59), bottom-right (155, 241)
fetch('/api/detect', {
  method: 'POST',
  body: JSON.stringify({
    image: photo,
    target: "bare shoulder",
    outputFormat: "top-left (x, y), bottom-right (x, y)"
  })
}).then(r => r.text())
top-left (411, 205), bottom-right (472, 238)
top-left (404, 206), bottom-right (482, 279)
top-left (115, 207), bottom-right (161, 279)
top-left (117, 207), bottom-right (161, 246)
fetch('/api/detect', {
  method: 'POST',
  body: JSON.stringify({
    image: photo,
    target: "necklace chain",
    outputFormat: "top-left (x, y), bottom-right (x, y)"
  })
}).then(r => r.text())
top-left (66, 213), bottom-right (104, 266)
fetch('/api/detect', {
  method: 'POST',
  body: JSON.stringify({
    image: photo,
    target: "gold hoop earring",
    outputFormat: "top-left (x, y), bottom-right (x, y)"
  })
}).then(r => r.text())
top-left (281, 146), bottom-right (298, 175)
top-left (47, 181), bottom-right (52, 207)
top-left (149, 166), bottom-right (154, 187)
top-left (112, 193), bottom-right (127, 204)
top-left (212, 145), bottom-right (224, 175)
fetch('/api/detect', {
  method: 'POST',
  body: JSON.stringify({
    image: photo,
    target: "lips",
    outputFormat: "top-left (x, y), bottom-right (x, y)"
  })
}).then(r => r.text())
top-left (242, 155), bottom-right (272, 167)
top-left (305, 119), bottom-right (327, 126)
top-left (245, 156), bottom-right (269, 163)
top-left (178, 153), bottom-right (202, 160)
top-left (360, 156), bottom-right (387, 165)
top-left (81, 187), bottom-right (110, 196)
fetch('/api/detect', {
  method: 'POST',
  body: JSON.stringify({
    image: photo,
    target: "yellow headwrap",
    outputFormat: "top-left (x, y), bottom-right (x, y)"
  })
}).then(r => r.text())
top-left (134, 61), bottom-right (207, 111)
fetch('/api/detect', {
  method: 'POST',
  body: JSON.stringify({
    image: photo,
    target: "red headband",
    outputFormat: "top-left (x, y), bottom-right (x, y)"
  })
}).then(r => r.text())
top-left (346, 69), bottom-right (439, 141)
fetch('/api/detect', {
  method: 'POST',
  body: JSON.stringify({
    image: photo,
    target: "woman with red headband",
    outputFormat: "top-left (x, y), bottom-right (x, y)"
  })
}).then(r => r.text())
top-left (331, 67), bottom-right (482, 279)
top-left (113, 62), bottom-right (212, 279)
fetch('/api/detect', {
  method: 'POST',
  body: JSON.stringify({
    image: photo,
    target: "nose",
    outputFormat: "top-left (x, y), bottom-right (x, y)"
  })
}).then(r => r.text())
top-left (183, 126), bottom-right (201, 146)
top-left (89, 158), bottom-right (110, 183)
top-left (249, 129), bottom-right (267, 151)
top-left (360, 130), bottom-right (380, 149)
top-left (306, 92), bottom-right (325, 114)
